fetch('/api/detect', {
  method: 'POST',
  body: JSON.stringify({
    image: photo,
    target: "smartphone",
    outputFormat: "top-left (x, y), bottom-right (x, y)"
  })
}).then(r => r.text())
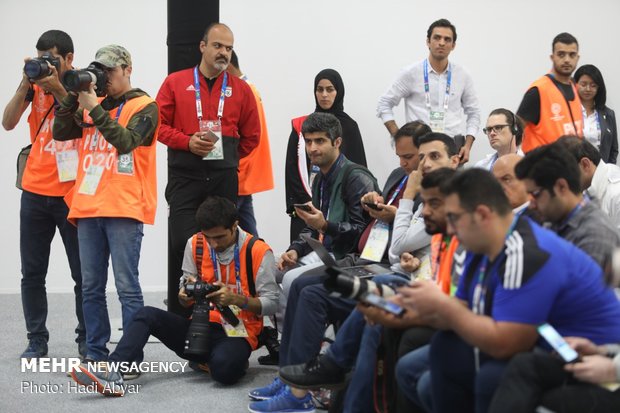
top-left (293, 203), bottom-right (313, 212)
top-left (361, 293), bottom-right (405, 317)
top-left (363, 202), bottom-right (382, 211)
top-left (204, 130), bottom-right (220, 143)
top-left (538, 323), bottom-right (580, 363)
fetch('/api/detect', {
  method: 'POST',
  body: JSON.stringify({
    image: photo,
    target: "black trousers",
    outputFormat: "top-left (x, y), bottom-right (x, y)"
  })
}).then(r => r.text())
top-left (165, 170), bottom-right (238, 315)
top-left (109, 306), bottom-right (251, 385)
top-left (488, 352), bottom-right (620, 413)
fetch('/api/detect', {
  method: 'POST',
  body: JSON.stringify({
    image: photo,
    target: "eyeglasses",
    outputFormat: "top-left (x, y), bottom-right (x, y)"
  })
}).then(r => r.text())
top-left (577, 82), bottom-right (598, 90)
top-left (483, 124), bottom-right (510, 135)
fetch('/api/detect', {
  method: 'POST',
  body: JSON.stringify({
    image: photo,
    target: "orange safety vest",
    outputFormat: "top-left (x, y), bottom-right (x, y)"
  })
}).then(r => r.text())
top-left (238, 81), bottom-right (274, 196)
top-left (191, 233), bottom-right (271, 350)
top-left (430, 234), bottom-right (460, 295)
top-left (65, 95), bottom-right (159, 225)
top-left (23, 85), bottom-right (80, 196)
top-left (522, 75), bottom-right (583, 153)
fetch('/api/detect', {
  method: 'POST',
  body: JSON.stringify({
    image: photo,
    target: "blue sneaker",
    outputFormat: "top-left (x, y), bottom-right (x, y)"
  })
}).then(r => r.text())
top-left (249, 377), bottom-right (285, 401)
top-left (70, 362), bottom-right (125, 397)
top-left (248, 387), bottom-right (315, 413)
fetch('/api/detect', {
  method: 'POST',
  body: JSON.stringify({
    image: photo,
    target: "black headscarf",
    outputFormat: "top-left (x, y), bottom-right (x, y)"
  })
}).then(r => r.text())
top-left (313, 69), bottom-right (367, 166)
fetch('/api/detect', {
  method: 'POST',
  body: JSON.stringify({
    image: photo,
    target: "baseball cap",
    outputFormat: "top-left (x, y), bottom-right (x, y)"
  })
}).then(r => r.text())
top-left (94, 45), bottom-right (132, 68)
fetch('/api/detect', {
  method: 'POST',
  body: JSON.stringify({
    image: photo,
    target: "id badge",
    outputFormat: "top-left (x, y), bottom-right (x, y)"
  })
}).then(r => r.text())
top-left (78, 164), bottom-right (104, 195)
top-left (429, 111), bottom-right (445, 132)
top-left (412, 255), bottom-right (432, 281)
top-left (200, 119), bottom-right (224, 160)
top-left (221, 305), bottom-right (249, 337)
top-left (116, 152), bottom-right (134, 175)
top-left (55, 141), bottom-right (79, 182)
top-left (360, 221), bottom-right (391, 262)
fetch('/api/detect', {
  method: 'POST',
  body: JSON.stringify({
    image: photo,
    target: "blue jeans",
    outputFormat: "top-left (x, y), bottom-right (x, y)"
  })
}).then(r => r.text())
top-left (237, 195), bottom-right (258, 237)
top-left (20, 190), bottom-right (84, 342)
top-left (396, 345), bottom-right (433, 411)
top-left (77, 217), bottom-right (144, 361)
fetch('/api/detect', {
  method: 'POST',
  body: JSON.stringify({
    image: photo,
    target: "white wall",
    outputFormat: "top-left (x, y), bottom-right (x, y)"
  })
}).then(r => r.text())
top-left (0, 0), bottom-right (618, 293)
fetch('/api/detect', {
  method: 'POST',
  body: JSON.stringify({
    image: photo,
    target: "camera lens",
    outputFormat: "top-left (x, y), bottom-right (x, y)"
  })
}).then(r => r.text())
top-left (24, 59), bottom-right (50, 81)
top-left (62, 70), bottom-right (96, 93)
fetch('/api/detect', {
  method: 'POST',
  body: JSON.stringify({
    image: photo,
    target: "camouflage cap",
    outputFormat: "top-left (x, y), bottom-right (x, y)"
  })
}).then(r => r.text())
top-left (94, 45), bottom-right (132, 67)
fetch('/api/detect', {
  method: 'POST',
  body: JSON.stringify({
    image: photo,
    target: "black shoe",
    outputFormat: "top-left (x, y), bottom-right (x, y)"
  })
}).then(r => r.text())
top-left (258, 326), bottom-right (280, 366)
top-left (21, 337), bottom-right (48, 359)
top-left (78, 339), bottom-right (88, 360)
top-left (279, 354), bottom-right (347, 390)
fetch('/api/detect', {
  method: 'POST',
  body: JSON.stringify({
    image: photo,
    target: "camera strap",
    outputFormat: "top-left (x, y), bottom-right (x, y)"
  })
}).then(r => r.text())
top-left (195, 233), bottom-right (205, 277)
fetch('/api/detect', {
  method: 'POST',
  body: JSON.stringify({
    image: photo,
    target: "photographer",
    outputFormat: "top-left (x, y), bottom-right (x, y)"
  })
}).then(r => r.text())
top-left (70, 196), bottom-right (279, 396)
top-left (2, 30), bottom-right (85, 360)
top-left (53, 45), bottom-right (159, 364)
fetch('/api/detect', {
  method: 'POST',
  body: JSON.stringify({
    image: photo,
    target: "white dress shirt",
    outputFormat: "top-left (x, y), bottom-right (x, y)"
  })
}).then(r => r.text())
top-left (588, 161), bottom-right (620, 229)
top-left (377, 59), bottom-right (481, 138)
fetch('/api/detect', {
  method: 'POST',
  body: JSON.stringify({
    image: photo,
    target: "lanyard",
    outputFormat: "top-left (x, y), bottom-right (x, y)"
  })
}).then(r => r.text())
top-left (558, 198), bottom-right (588, 230)
top-left (472, 215), bottom-right (519, 315)
top-left (193, 66), bottom-right (228, 121)
top-left (386, 176), bottom-right (409, 206)
top-left (90, 101), bottom-right (125, 151)
top-left (423, 59), bottom-right (452, 112)
top-left (210, 243), bottom-right (242, 295)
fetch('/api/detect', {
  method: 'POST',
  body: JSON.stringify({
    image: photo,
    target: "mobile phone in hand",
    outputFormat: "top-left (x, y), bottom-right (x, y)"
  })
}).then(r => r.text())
top-left (538, 323), bottom-right (580, 363)
top-left (204, 130), bottom-right (220, 143)
top-left (363, 202), bottom-right (382, 211)
top-left (293, 203), bottom-right (313, 212)
top-left (361, 293), bottom-right (405, 317)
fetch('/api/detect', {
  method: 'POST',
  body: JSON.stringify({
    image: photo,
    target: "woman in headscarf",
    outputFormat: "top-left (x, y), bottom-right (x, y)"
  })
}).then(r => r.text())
top-left (284, 69), bottom-right (367, 242)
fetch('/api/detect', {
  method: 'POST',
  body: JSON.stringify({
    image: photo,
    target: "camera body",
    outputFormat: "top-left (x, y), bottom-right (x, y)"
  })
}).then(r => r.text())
top-left (183, 280), bottom-right (240, 356)
top-left (323, 268), bottom-right (399, 300)
top-left (62, 63), bottom-right (108, 96)
top-left (23, 54), bottom-right (61, 81)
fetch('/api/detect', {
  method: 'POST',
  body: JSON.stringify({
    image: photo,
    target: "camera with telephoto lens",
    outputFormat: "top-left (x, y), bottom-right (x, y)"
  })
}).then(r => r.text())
top-left (62, 63), bottom-right (108, 96)
top-left (323, 270), bottom-right (399, 300)
top-left (183, 280), bottom-right (240, 356)
top-left (23, 54), bottom-right (61, 81)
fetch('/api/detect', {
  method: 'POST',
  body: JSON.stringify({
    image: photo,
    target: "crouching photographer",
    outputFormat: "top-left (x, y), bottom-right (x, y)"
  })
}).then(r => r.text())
top-left (70, 196), bottom-right (279, 396)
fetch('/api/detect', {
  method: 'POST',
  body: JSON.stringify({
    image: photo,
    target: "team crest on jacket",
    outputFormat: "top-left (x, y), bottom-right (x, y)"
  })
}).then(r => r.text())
top-left (225, 87), bottom-right (232, 97)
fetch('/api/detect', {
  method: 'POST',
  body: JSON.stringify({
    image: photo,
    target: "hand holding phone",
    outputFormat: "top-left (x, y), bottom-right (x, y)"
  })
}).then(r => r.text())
top-left (293, 203), bottom-right (313, 212)
top-left (364, 202), bottom-right (382, 211)
top-left (361, 293), bottom-right (405, 317)
top-left (538, 323), bottom-right (580, 363)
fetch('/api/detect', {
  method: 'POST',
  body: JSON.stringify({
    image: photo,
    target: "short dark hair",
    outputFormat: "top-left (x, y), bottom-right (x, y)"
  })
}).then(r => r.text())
top-left (421, 167), bottom-right (457, 190)
top-left (552, 32), bottom-right (578, 51)
top-left (416, 132), bottom-right (458, 157)
top-left (556, 135), bottom-right (601, 166)
top-left (427, 19), bottom-right (457, 42)
top-left (574, 64), bottom-right (607, 110)
top-left (230, 50), bottom-right (239, 70)
top-left (301, 112), bottom-right (342, 143)
top-left (440, 169), bottom-right (512, 215)
top-left (202, 22), bottom-right (232, 42)
top-left (514, 143), bottom-right (582, 195)
top-left (393, 121), bottom-right (432, 147)
top-left (195, 196), bottom-right (239, 230)
top-left (488, 108), bottom-right (523, 146)
top-left (36, 30), bottom-right (73, 57)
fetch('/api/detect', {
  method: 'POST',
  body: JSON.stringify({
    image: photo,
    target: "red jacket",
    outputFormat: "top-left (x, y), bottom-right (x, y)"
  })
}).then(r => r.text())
top-left (156, 67), bottom-right (260, 174)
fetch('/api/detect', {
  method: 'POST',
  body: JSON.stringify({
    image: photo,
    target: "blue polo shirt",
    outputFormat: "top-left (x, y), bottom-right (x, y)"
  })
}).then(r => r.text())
top-left (456, 215), bottom-right (620, 345)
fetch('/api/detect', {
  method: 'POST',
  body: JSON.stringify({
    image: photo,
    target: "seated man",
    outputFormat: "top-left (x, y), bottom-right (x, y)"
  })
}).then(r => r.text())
top-left (515, 141), bottom-right (620, 271)
top-left (491, 154), bottom-right (529, 214)
top-left (556, 135), bottom-right (620, 229)
top-left (397, 168), bottom-right (620, 413)
top-left (489, 336), bottom-right (620, 413)
top-left (69, 196), bottom-right (279, 396)
top-left (475, 108), bottom-right (522, 170)
top-left (277, 112), bottom-right (378, 319)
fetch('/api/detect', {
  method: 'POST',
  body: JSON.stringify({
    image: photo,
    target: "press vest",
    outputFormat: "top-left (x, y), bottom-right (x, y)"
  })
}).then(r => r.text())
top-left (65, 95), bottom-right (159, 225)
top-left (23, 85), bottom-right (79, 196)
top-left (522, 75), bottom-right (583, 153)
top-left (238, 82), bottom-right (274, 196)
top-left (191, 233), bottom-right (271, 349)
top-left (430, 234), bottom-right (460, 295)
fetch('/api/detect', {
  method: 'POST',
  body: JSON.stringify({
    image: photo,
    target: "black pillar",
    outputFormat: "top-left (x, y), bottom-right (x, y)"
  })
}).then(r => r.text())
top-left (166, 0), bottom-right (219, 315)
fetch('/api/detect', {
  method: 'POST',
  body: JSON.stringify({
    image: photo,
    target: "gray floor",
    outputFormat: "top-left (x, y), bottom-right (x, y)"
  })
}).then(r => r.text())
top-left (0, 292), bottom-right (279, 412)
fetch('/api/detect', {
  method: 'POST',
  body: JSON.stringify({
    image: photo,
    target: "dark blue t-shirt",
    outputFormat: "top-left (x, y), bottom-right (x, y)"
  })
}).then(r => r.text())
top-left (456, 215), bottom-right (620, 345)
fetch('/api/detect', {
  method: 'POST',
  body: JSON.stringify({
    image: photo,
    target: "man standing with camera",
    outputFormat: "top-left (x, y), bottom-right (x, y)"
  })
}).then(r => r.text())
top-left (2, 29), bottom-right (85, 360)
top-left (70, 196), bottom-right (279, 395)
top-left (53, 45), bottom-right (159, 364)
